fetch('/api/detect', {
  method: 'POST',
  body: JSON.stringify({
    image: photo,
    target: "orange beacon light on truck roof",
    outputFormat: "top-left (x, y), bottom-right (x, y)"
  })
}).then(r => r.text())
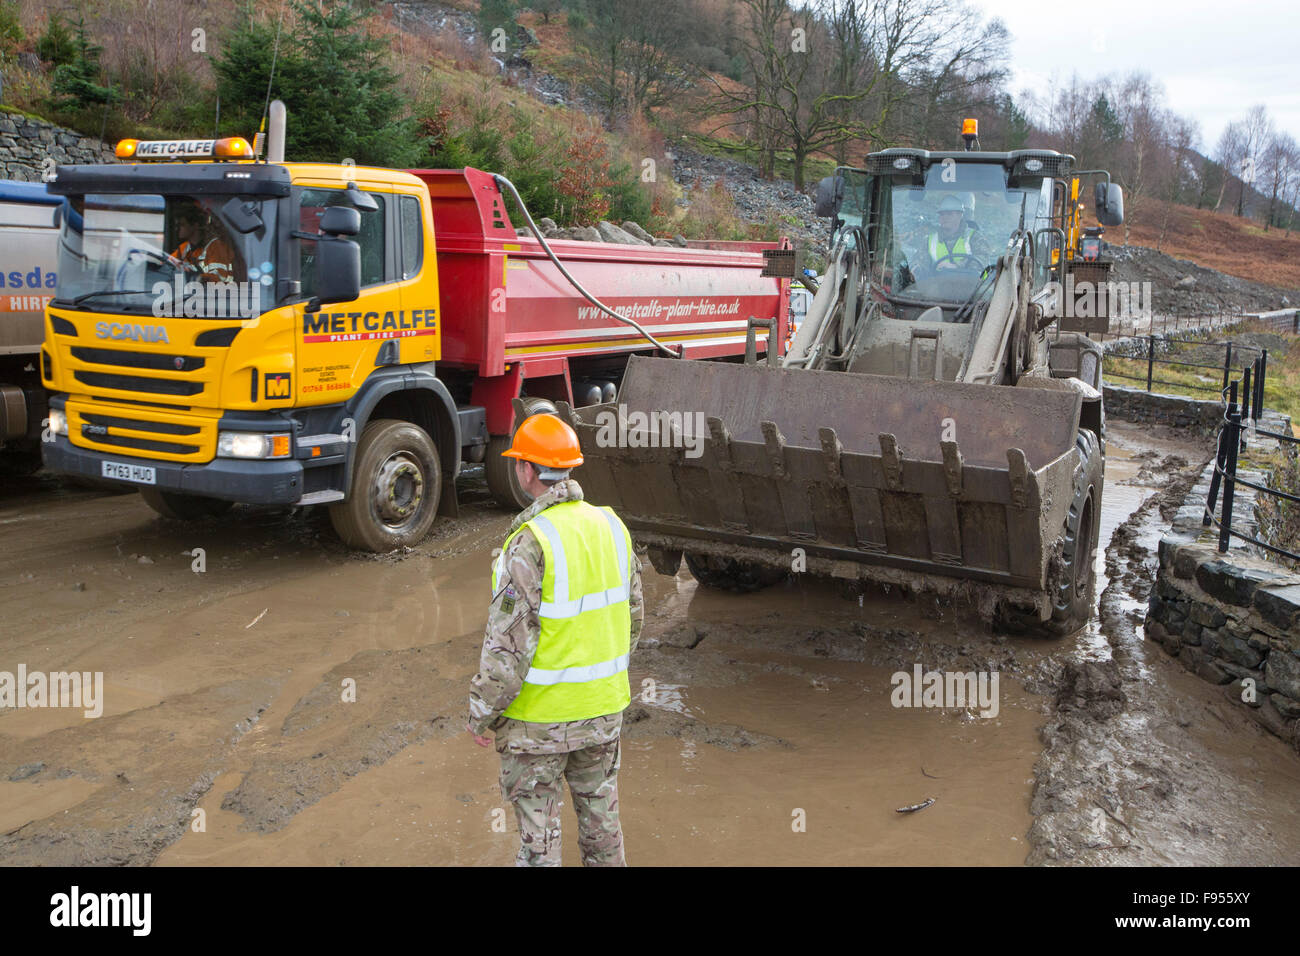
top-left (114, 137), bottom-right (254, 161)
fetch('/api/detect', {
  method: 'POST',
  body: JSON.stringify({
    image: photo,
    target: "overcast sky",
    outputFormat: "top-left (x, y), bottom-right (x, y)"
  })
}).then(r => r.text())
top-left (969, 0), bottom-right (1300, 151)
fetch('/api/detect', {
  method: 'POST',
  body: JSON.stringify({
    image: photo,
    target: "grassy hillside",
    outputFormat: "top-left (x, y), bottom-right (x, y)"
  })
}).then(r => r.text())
top-left (1124, 198), bottom-right (1300, 292)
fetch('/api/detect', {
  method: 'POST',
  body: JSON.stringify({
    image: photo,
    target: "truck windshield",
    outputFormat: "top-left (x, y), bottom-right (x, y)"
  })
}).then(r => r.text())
top-left (54, 193), bottom-right (276, 318)
top-left (878, 164), bottom-right (1042, 311)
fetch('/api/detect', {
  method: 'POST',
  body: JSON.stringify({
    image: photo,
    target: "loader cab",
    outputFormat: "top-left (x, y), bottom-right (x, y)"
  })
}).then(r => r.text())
top-left (817, 154), bottom-right (1058, 324)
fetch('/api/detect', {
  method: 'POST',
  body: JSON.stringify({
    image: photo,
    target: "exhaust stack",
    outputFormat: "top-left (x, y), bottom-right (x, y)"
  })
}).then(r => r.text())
top-left (268, 100), bottom-right (286, 163)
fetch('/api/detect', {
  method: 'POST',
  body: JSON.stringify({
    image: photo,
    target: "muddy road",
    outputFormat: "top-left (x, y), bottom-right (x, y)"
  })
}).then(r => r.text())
top-left (2, 420), bottom-right (1298, 866)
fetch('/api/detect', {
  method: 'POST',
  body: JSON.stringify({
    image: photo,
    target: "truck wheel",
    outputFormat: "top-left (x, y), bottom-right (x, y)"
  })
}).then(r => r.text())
top-left (329, 418), bottom-right (441, 551)
top-left (139, 487), bottom-right (235, 520)
top-left (1042, 429), bottom-right (1103, 636)
top-left (485, 396), bottom-right (558, 510)
top-left (684, 552), bottom-right (789, 593)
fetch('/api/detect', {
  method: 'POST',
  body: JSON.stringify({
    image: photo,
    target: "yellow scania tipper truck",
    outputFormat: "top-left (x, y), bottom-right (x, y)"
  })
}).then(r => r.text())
top-left (37, 122), bottom-right (791, 550)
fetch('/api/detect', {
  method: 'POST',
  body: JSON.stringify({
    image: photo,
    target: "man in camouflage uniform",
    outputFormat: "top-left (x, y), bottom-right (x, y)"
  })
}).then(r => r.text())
top-left (468, 414), bottom-right (643, 867)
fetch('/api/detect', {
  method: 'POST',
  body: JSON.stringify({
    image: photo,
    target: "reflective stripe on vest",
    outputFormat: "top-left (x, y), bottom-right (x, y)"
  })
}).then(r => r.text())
top-left (524, 652), bottom-right (632, 686)
top-left (929, 229), bottom-right (972, 262)
top-left (494, 500), bottom-right (633, 722)
top-left (529, 508), bottom-right (631, 620)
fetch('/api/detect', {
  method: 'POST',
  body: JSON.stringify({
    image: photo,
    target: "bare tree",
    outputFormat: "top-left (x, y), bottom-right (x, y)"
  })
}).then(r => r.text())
top-left (1260, 130), bottom-right (1298, 231)
top-left (574, 0), bottom-right (693, 128)
top-left (1156, 114), bottom-right (1199, 252)
top-left (1234, 104), bottom-right (1273, 217)
top-left (703, 0), bottom-right (883, 188)
top-left (890, 3), bottom-right (1008, 148)
top-left (1212, 122), bottom-right (1245, 212)
top-left (1110, 73), bottom-right (1169, 242)
top-left (703, 0), bottom-right (1009, 186)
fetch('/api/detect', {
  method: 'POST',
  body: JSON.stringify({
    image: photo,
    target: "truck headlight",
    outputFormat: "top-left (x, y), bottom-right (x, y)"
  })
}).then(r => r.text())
top-left (217, 431), bottom-right (291, 459)
top-left (48, 408), bottom-right (67, 436)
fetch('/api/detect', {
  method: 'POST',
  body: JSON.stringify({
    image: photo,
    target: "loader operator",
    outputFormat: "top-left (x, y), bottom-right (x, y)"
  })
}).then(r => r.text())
top-left (467, 414), bottom-right (644, 866)
top-left (918, 194), bottom-right (992, 274)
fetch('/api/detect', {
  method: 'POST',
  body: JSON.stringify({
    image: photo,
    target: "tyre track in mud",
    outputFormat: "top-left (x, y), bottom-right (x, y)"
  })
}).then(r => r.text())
top-left (1028, 448), bottom-right (1300, 865)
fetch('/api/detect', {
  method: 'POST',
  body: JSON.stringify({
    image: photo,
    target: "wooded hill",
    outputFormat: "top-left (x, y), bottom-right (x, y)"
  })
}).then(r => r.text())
top-left (0, 0), bottom-right (1295, 286)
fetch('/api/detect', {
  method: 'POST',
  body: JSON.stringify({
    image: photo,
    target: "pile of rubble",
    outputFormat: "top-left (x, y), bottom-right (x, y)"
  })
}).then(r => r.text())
top-left (518, 218), bottom-right (689, 247)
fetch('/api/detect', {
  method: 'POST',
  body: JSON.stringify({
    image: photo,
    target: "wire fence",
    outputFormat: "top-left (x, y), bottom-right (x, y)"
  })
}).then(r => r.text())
top-left (1104, 333), bottom-right (1265, 397)
top-left (1202, 365), bottom-right (1300, 564)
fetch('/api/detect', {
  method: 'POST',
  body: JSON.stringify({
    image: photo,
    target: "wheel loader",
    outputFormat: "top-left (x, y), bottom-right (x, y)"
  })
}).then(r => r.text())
top-left (562, 120), bottom-right (1125, 634)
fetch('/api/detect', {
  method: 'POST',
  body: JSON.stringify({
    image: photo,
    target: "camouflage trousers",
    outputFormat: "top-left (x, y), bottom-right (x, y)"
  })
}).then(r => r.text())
top-left (498, 737), bottom-right (625, 867)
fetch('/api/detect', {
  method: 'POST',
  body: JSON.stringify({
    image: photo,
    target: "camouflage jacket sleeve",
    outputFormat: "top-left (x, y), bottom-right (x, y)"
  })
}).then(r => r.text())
top-left (467, 528), bottom-right (543, 735)
top-left (629, 549), bottom-right (644, 655)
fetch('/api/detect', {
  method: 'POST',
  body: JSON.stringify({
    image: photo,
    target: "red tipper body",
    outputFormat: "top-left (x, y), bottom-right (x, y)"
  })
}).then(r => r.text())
top-left (409, 167), bottom-right (791, 435)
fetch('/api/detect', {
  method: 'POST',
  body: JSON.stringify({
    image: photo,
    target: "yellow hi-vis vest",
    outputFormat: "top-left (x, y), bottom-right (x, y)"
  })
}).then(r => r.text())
top-left (494, 500), bottom-right (634, 723)
top-left (928, 229), bottom-right (973, 262)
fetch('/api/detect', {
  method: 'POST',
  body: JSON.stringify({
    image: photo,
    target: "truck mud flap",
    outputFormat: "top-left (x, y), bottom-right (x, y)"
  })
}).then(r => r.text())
top-left (566, 355), bottom-right (1082, 591)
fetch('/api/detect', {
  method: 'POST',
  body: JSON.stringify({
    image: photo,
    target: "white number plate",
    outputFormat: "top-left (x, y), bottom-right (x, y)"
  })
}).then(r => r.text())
top-left (102, 460), bottom-right (156, 484)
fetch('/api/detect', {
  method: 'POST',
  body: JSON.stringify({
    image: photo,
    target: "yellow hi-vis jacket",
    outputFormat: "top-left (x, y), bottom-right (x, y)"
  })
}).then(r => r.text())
top-left (494, 500), bottom-right (634, 723)
top-left (928, 228), bottom-right (973, 263)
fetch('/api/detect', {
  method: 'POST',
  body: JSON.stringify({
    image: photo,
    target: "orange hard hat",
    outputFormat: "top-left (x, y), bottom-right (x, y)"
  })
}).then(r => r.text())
top-left (501, 414), bottom-right (584, 468)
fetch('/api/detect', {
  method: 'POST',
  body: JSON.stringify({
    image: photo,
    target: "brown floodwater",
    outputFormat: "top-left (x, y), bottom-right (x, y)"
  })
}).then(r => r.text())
top-left (1, 420), bottom-right (1297, 866)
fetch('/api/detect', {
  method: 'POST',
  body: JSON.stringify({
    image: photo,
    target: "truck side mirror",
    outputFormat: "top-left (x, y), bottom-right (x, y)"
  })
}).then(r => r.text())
top-left (221, 197), bottom-right (264, 234)
top-left (315, 236), bottom-right (361, 305)
top-left (344, 183), bottom-right (379, 212)
top-left (814, 175), bottom-right (843, 218)
top-left (319, 205), bottom-right (361, 236)
top-left (1094, 182), bottom-right (1124, 227)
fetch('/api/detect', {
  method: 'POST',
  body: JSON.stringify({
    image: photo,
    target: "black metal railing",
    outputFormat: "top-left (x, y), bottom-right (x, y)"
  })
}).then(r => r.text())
top-left (1106, 334), bottom-right (1264, 396)
top-left (1203, 358), bottom-right (1300, 563)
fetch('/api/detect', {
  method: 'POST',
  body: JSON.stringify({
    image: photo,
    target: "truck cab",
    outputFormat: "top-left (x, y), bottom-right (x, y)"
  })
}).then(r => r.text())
top-left (41, 139), bottom-right (474, 550)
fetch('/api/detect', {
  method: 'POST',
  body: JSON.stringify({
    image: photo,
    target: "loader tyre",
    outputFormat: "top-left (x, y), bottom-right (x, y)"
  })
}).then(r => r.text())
top-left (1043, 428), bottom-right (1103, 635)
top-left (485, 396), bottom-right (558, 510)
top-left (329, 418), bottom-right (441, 551)
top-left (683, 551), bottom-right (789, 593)
top-left (139, 487), bottom-right (234, 520)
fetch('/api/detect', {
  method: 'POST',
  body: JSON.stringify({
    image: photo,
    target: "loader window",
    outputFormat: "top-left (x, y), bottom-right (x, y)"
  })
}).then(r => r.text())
top-left (888, 163), bottom-right (1043, 312)
top-left (297, 187), bottom-right (388, 297)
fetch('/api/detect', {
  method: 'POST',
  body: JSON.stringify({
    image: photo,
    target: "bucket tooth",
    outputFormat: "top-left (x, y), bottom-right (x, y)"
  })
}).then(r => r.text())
top-left (761, 421), bottom-right (787, 478)
top-left (661, 414), bottom-right (685, 456)
top-left (879, 433), bottom-right (903, 490)
top-left (707, 416), bottom-right (733, 469)
top-left (1007, 448), bottom-right (1029, 509)
top-left (818, 427), bottom-right (843, 485)
top-left (762, 420), bottom-right (816, 540)
top-left (941, 440), bottom-right (964, 497)
top-left (706, 415), bottom-right (749, 532)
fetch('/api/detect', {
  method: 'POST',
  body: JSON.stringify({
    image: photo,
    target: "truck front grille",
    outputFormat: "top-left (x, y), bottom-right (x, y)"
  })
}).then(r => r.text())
top-left (74, 370), bottom-right (204, 397)
top-left (71, 347), bottom-right (206, 373)
top-left (75, 410), bottom-right (204, 457)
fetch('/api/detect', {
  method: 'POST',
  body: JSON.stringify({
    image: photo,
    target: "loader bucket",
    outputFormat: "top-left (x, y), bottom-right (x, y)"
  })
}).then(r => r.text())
top-left (566, 355), bottom-right (1083, 601)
